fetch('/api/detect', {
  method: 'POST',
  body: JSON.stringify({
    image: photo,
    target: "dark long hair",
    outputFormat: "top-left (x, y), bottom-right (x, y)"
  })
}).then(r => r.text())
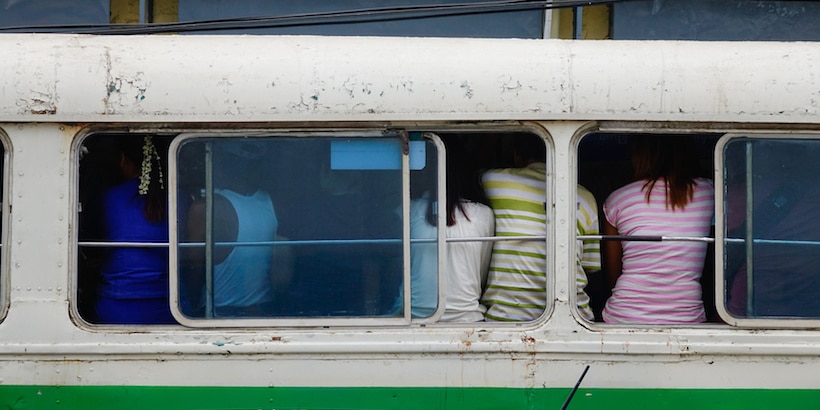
top-left (426, 136), bottom-right (489, 226)
top-left (630, 135), bottom-right (698, 211)
top-left (119, 136), bottom-right (167, 223)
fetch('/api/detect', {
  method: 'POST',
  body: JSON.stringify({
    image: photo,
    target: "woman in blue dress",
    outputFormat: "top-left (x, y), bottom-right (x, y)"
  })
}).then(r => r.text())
top-left (95, 136), bottom-right (174, 324)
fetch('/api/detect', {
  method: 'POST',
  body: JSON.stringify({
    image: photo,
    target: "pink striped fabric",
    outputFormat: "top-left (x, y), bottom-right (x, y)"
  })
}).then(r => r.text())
top-left (602, 178), bottom-right (715, 324)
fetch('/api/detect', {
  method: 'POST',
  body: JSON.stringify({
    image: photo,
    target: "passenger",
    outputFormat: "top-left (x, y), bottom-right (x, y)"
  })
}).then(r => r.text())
top-left (602, 136), bottom-right (714, 324)
top-left (95, 136), bottom-right (174, 324)
top-left (396, 137), bottom-right (495, 321)
top-left (184, 141), bottom-right (283, 317)
top-left (481, 134), bottom-right (601, 321)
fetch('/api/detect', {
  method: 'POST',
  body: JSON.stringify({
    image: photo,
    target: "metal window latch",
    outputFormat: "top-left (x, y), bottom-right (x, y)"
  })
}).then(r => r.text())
top-left (400, 130), bottom-right (410, 155)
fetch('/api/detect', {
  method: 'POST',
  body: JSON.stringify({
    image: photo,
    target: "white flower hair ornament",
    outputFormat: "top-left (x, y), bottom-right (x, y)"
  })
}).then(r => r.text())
top-left (138, 136), bottom-right (164, 195)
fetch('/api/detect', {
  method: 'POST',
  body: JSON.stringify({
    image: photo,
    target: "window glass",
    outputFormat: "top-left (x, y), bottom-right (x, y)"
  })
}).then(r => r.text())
top-left (613, 0), bottom-right (820, 41)
top-left (0, 0), bottom-right (109, 30)
top-left (177, 0), bottom-right (544, 38)
top-left (173, 135), bottom-right (436, 324)
top-left (79, 131), bottom-right (556, 327)
top-left (722, 137), bottom-right (820, 319)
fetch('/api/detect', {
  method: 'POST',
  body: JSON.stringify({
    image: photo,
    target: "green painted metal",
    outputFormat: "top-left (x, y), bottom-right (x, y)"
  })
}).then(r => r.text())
top-left (1, 386), bottom-right (818, 410)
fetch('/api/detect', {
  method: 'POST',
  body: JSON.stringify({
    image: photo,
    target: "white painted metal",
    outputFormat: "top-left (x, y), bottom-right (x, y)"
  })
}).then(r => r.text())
top-left (0, 34), bottom-right (817, 123)
top-left (0, 35), bottom-right (818, 391)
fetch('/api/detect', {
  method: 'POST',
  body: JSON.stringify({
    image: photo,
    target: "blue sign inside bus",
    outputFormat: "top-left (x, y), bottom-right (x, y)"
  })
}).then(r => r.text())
top-left (330, 140), bottom-right (426, 170)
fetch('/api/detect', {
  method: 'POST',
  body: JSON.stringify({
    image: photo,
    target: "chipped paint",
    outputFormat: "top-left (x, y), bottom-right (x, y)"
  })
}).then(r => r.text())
top-left (18, 91), bottom-right (56, 115)
top-left (104, 73), bottom-right (149, 114)
top-left (2, 36), bottom-right (820, 399)
top-left (460, 81), bottom-right (474, 99)
top-left (0, 35), bottom-right (815, 122)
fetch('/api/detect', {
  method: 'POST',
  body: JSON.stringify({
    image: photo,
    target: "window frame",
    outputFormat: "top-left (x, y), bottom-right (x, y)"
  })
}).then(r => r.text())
top-left (577, 130), bottom-right (719, 327)
top-left (715, 132), bottom-right (820, 328)
top-left (168, 130), bottom-right (447, 327)
top-left (0, 130), bottom-right (9, 323)
top-left (73, 132), bottom-right (177, 326)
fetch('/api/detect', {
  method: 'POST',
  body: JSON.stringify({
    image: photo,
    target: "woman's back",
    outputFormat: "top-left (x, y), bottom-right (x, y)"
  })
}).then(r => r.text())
top-left (603, 177), bottom-right (714, 324)
top-left (100, 178), bottom-right (169, 299)
top-left (442, 200), bottom-right (494, 322)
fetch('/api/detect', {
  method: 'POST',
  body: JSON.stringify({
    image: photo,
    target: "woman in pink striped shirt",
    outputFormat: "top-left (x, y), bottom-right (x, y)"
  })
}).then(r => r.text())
top-left (602, 136), bottom-right (714, 324)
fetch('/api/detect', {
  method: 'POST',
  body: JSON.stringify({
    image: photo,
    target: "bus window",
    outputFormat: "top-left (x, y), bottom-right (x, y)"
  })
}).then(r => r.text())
top-left (385, 131), bottom-right (553, 324)
top-left (720, 136), bottom-right (820, 322)
top-left (77, 134), bottom-right (175, 325)
top-left (172, 134), bottom-right (432, 326)
top-left (579, 133), bottom-right (719, 324)
top-left (0, 136), bottom-right (7, 323)
top-left (78, 130), bottom-right (558, 327)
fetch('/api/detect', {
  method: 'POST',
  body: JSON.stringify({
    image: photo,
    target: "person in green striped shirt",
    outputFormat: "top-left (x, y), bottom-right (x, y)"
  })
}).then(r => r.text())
top-left (481, 135), bottom-right (600, 321)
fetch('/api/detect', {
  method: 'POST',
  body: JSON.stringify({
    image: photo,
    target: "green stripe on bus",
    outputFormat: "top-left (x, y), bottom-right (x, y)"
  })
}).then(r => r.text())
top-left (2, 385), bottom-right (819, 410)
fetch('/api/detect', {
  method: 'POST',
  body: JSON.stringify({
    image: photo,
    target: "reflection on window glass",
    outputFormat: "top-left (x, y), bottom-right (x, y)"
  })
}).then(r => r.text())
top-left (402, 142), bottom-right (439, 318)
top-left (724, 138), bottom-right (820, 318)
top-left (176, 137), bottom-right (422, 320)
top-left (0, 0), bottom-right (109, 29)
top-left (177, 0), bottom-right (543, 38)
top-left (613, 0), bottom-right (820, 41)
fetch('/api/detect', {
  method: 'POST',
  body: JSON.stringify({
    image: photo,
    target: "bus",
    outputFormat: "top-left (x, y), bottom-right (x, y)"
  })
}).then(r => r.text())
top-left (0, 33), bottom-right (819, 409)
